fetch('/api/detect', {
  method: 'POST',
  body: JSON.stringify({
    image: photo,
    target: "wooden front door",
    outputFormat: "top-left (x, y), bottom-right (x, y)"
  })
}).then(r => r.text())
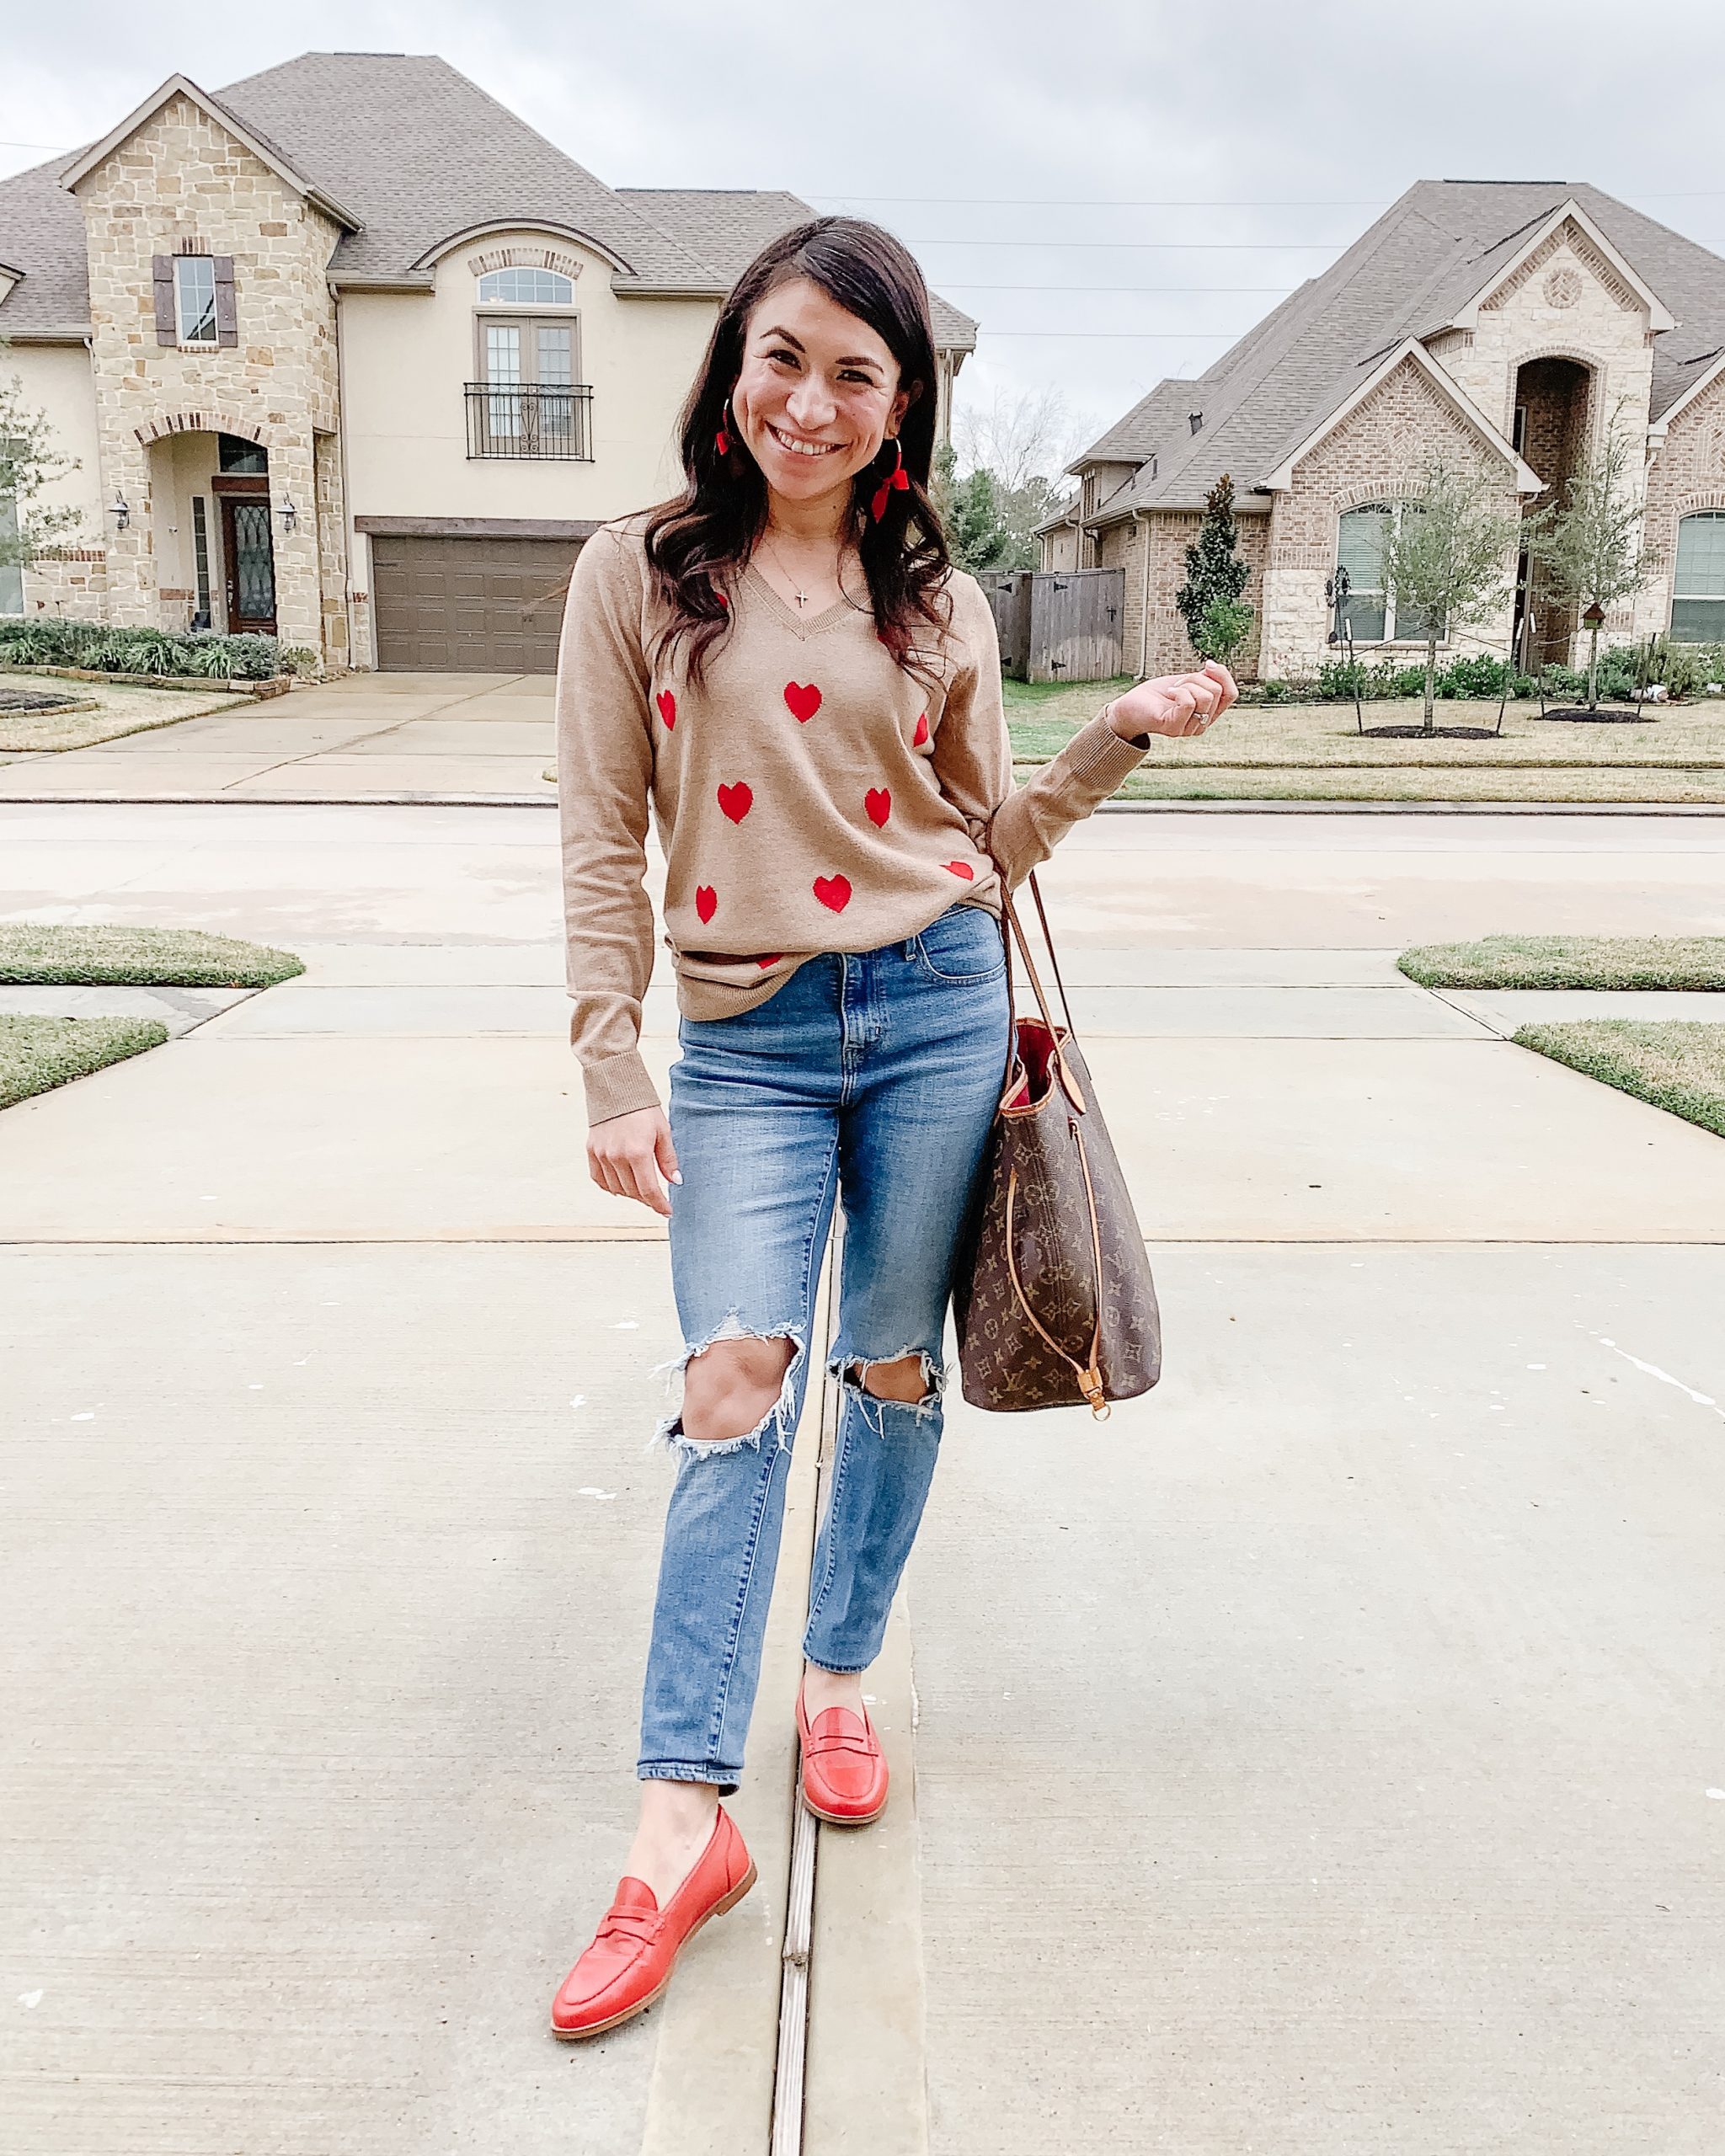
top-left (220, 494), bottom-right (277, 635)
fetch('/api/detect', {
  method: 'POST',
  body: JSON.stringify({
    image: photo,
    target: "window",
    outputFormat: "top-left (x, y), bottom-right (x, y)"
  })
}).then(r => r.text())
top-left (1512, 404), bottom-right (1529, 456)
top-left (190, 496), bottom-right (212, 627)
top-left (0, 497), bottom-right (22, 617)
top-left (479, 318), bottom-right (578, 387)
top-left (1671, 511), bottom-right (1725, 643)
top-left (217, 433), bottom-right (267, 475)
top-left (477, 266), bottom-right (574, 307)
top-left (0, 440), bottom-right (21, 616)
top-left (478, 316), bottom-right (580, 449)
top-left (1336, 502), bottom-right (1445, 643)
top-left (174, 255), bottom-right (218, 344)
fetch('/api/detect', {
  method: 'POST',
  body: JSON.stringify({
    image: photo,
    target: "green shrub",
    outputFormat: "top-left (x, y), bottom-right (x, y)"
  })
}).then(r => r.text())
top-left (0, 616), bottom-right (286, 680)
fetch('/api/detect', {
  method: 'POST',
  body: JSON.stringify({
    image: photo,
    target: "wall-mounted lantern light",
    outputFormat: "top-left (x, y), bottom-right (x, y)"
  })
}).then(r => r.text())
top-left (277, 497), bottom-right (299, 534)
top-left (107, 494), bottom-right (131, 531)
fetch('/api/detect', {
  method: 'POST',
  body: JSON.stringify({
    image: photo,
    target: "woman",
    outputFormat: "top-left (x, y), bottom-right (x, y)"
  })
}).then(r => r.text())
top-left (550, 216), bottom-right (1234, 2039)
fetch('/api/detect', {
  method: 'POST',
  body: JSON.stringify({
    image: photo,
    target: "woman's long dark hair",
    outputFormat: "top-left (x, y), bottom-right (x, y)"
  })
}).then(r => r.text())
top-left (643, 216), bottom-right (951, 686)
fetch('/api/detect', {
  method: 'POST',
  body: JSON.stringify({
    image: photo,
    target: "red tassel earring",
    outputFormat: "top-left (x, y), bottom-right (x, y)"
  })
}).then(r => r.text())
top-left (715, 398), bottom-right (734, 458)
top-left (870, 437), bottom-right (911, 522)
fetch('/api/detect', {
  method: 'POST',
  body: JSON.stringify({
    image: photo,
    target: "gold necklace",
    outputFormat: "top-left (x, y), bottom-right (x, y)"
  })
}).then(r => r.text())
top-left (761, 531), bottom-right (841, 611)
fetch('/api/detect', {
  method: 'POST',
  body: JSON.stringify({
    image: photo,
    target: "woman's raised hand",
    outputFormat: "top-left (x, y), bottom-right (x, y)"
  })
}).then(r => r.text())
top-left (1108, 659), bottom-right (1238, 741)
top-left (589, 1105), bottom-right (681, 1218)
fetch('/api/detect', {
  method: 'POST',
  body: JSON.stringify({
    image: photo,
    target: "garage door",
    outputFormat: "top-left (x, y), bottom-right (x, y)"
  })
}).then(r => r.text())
top-left (370, 536), bottom-right (582, 672)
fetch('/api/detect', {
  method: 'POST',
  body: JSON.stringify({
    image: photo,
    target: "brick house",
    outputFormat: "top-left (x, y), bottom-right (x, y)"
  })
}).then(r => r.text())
top-left (1039, 182), bottom-right (1725, 682)
top-left (0, 52), bottom-right (976, 672)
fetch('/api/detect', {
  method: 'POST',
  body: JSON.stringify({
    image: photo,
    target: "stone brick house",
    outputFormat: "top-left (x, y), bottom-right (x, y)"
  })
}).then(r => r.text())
top-left (1040, 182), bottom-right (1725, 682)
top-left (0, 53), bottom-right (975, 671)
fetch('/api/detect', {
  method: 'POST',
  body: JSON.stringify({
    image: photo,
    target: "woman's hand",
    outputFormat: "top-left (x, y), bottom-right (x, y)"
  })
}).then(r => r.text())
top-left (589, 1105), bottom-right (681, 1219)
top-left (1108, 659), bottom-right (1238, 741)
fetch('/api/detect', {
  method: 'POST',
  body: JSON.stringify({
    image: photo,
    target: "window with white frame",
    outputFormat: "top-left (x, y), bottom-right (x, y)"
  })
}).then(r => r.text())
top-left (0, 439), bottom-right (23, 616)
top-left (1336, 502), bottom-right (1444, 643)
top-left (477, 266), bottom-right (574, 307)
top-left (174, 255), bottom-right (219, 344)
top-left (1670, 511), bottom-right (1725, 643)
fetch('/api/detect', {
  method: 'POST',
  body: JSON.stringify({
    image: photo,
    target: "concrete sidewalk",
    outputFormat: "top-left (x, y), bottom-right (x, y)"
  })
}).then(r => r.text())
top-left (3, 802), bottom-right (1723, 2153)
top-left (0, 670), bottom-right (558, 803)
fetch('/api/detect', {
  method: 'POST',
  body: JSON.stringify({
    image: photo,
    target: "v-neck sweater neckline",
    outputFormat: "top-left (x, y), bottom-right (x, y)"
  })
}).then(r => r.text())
top-left (741, 561), bottom-right (862, 640)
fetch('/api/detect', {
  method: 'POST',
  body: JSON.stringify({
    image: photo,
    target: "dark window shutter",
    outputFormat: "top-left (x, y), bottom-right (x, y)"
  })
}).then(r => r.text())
top-left (152, 254), bottom-right (176, 344)
top-left (213, 257), bottom-right (238, 347)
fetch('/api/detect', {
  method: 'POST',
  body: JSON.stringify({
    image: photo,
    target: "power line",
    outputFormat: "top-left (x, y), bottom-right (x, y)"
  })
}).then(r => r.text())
top-left (814, 186), bottom-right (1725, 205)
top-left (813, 192), bottom-right (1389, 208)
top-left (906, 237), bottom-right (1350, 250)
top-left (938, 282), bottom-right (1297, 293)
top-left (980, 329), bottom-right (1246, 339)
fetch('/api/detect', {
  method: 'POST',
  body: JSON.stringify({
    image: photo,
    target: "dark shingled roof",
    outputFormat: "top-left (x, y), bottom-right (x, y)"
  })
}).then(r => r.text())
top-left (1075, 180), bottom-right (1725, 520)
top-left (0, 51), bottom-right (976, 346)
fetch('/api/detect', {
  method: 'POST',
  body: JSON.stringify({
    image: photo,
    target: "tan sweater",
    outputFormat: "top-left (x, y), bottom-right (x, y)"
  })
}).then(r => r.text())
top-left (556, 519), bottom-right (1152, 1123)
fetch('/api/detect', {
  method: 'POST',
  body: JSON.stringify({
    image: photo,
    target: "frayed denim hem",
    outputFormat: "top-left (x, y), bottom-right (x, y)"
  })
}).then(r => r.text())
top-left (637, 1761), bottom-right (740, 1794)
top-left (646, 1310), bottom-right (806, 1460)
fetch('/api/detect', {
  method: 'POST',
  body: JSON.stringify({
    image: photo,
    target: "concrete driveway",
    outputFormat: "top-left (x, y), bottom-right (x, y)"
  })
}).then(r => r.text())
top-left (3, 803), bottom-right (1724, 2153)
top-left (0, 671), bottom-right (558, 803)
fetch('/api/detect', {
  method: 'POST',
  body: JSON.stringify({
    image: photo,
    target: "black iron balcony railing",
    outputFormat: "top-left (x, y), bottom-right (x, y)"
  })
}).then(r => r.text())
top-left (464, 382), bottom-right (594, 462)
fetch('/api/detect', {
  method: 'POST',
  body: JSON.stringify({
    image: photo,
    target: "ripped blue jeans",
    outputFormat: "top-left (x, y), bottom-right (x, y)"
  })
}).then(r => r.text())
top-left (638, 900), bottom-right (1012, 1789)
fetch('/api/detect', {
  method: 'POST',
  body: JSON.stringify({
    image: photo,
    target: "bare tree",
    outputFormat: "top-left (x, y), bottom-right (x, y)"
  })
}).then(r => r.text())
top-left (953, 383), bottom-right (1088, 491)
top-left (1524, 402), bottom-right (1655, 710)
top-left (1, 350), bottom-right (83, 578)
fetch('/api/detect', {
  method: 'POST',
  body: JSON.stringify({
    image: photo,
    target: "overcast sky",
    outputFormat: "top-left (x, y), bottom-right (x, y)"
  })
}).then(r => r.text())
top-left (8, 0), bottom-right (1725, 467)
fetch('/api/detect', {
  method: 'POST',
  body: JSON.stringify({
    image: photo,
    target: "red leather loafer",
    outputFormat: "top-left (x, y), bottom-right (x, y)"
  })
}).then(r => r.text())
top-left (797, 1684), bottom-right (889, 1826)
top-left (549, 1805), bottom-right (756, 2040)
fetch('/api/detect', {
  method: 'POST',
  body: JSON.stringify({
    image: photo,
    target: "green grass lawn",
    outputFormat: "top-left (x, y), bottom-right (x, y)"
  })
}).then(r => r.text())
top-left (0, 924), bottom-right (304, 987)
top-left (0, 670), bottom-right (248, 753)
top-left (1514, 1021), bottom-right (1725, 1139)
top-left (0, 1012), bottom-right (170, 1109)
top-left (1003, 678), bottom-right (1725, 803)
top-left (1399, 936), bottom-right (1725, 990)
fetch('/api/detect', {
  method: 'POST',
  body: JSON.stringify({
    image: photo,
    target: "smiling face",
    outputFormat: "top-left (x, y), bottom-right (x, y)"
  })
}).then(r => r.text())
top-left (730, 275), bottom-right (911, 510)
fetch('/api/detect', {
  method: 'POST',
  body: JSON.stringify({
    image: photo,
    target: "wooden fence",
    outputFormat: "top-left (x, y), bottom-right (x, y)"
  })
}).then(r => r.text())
top-left (976, 568), bottom-right (1125, 683)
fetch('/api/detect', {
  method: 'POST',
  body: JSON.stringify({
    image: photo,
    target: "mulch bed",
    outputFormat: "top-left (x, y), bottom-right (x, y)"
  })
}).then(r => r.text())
top-left (1358, 724), bottom-right (1502, 740)
top-left (0, 686), bottom-right (89, 716)
top-left (1534, 707), bottom-right (1654, 723)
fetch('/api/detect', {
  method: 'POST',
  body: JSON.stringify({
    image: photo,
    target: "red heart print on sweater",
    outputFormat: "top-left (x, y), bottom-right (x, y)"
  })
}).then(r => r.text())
top-left (943, 861), bottom-right (975, 881)
top-left (912, 711), bottom-right (929, 747)
top-left (864, 787), bottom-right (891, 828)
top-left (813, 874), bottom-right (852, 913)
top-left (717, 781), bottom-right (753, 824)
top-left (656, 689), bottom-right (676, 729)
top-left (784, 681), bottom-right (822, 723)
top-left (756, 953), bottom-right (782, 969)
top-left (696, 885), bottom-right (718, 924)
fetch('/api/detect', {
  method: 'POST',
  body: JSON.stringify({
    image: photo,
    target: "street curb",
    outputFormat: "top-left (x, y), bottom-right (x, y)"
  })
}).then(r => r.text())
top-left (802, 1588), bottom-right (930, 2154)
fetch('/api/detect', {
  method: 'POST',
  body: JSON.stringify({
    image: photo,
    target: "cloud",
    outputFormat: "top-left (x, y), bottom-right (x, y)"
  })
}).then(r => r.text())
top-left (7, 0), bottom-right (1725, 435)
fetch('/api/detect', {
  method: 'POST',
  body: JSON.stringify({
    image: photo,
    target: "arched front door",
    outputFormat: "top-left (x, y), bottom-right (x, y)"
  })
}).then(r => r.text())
top-left (216, 480), bottom-right (276, 635)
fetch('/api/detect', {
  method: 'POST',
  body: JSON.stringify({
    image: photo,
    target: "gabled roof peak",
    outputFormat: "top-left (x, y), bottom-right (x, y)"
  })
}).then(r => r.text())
top-left (58, 72), bottom-right (364, 232)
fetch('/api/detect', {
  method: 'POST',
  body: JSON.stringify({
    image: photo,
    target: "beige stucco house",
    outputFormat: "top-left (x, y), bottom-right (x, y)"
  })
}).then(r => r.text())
top-left (1040, 182), bottom-right (1725, 682)
top-left (0, 52), bottom-right (976, 672)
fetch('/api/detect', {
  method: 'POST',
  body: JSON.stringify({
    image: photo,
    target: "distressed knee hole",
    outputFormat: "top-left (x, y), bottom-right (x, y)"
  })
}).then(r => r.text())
top-left (649, 1315), bottom-right (803, 1460)
top-left (830, 1346), bottom-right (945, 1433)
top-left (848, 1353), bottom-right (932, 1404)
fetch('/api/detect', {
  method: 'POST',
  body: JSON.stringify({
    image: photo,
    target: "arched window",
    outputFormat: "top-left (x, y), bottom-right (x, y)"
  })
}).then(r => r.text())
top-left (1671, 512), bottom-right (1725, 643)
top-left (476, 267), bottom-right (574, 307)
top-left (1336, 502), bottom-right (1443, 643)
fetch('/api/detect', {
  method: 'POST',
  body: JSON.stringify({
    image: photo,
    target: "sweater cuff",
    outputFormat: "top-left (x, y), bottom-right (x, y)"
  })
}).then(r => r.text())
top-left (581, 1049), bottom-right (662, 1126)
top-left (1065, 708), bottom-right (1152, 791)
